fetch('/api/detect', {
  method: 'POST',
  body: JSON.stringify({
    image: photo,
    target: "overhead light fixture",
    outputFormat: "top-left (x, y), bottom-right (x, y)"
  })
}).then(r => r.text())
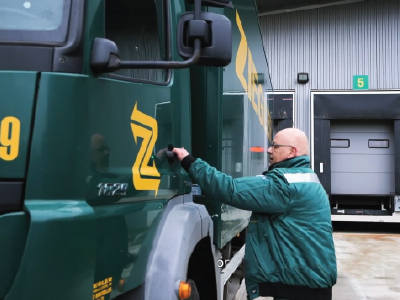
top-left (297, 72), bottom-right (309, 84)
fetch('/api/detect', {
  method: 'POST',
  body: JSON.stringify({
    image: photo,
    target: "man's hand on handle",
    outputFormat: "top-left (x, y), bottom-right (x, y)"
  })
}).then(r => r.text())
top-left (173, 147), bottom-right (189, 161)
top-left (172, 147), bottom-right (196, 173)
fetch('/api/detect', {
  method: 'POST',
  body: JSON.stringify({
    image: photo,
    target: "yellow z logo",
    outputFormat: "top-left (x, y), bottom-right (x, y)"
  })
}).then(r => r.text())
top-left (130, 102), bottom-right (161, 196)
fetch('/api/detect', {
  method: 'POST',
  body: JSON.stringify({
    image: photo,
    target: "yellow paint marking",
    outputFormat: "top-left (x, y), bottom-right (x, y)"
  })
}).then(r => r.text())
top-left (235, 11), bottom-right (273, 143)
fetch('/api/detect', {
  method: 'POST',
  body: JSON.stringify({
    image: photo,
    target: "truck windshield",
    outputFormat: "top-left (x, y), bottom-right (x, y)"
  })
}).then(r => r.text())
top-left (0, 0), bottom-right (70, 44)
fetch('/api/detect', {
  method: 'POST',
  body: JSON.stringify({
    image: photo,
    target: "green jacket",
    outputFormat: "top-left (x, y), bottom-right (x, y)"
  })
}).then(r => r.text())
top-left (182, 155), bottom-right (337, 300)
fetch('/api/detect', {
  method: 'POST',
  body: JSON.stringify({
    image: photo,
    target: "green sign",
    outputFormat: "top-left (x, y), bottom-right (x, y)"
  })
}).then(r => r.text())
top-left (353, 75), bottom-right (369, 90)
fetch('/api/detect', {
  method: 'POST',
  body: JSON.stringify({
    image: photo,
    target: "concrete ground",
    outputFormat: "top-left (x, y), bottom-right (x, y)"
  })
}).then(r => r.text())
top-left (239, 228), bottom-right (400, 300)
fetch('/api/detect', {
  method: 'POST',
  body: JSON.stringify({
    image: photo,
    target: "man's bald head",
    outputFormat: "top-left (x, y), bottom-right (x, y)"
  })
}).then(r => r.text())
top-left (267, 128), bottom-right (309, 166)
top-left (275, 128), bottom-right (309, 156)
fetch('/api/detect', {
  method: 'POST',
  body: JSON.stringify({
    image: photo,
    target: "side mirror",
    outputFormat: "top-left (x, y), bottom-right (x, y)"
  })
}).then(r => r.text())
top-left (177, 12), bottom-right (232, 67)
top-left (90, 0), bottom-right (232, 74)
top-left (90, 38), bottom-right (120, 74)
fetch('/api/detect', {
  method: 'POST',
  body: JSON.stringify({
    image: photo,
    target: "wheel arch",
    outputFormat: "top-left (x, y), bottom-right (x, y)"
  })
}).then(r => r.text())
top-left (119, 194), bottom-right (217, 300)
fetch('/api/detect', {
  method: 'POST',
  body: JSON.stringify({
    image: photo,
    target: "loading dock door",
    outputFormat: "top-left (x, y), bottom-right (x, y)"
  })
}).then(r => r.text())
top-left (330, 120), bottom-right (395, 195)
top-left (311, 92), bottom-right (400, 196)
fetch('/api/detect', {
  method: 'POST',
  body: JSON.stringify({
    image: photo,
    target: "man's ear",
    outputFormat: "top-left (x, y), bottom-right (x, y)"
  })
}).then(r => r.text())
top-left (290, 146), bottom-right (298, 157)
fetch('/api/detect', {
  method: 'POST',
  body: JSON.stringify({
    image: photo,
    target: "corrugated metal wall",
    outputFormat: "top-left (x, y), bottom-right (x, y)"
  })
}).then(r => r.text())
top-left (260, 0), bottom-right (400, 138)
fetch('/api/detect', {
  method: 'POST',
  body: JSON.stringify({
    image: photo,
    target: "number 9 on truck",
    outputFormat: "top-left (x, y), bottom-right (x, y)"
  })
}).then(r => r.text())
top-left (0, 116), bottom-right (20, 161)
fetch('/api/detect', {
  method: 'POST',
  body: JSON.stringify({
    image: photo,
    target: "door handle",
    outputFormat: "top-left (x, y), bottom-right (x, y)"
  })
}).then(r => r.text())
top-left (165, 144), bottom-right (177, 165)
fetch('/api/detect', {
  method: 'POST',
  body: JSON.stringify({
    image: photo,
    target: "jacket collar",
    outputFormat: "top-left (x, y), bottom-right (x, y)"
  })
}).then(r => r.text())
top-left (263, 156), bottom-right (311, 174)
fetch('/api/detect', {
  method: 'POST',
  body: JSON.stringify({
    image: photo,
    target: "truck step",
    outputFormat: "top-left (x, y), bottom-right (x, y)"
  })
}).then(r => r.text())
top-left (221, 244), bottom-right (245, 286)
top-left (233, 278), bottom-right (246, 300)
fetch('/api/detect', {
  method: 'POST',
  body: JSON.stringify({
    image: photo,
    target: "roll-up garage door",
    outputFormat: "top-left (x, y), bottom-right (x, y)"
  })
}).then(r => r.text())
top-left (330, 120), bottom-right (395, 195)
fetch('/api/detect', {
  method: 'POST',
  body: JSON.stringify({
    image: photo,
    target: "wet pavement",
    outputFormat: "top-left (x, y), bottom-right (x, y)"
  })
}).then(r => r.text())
top-left (331, 232), bottom-right (400, 300)
top-left (241, 227), bottom-right (400, 300)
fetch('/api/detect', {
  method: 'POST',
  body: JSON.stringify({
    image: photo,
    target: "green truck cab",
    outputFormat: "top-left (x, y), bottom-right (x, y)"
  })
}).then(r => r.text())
top-left (0, 0), bottom-right (273, 299)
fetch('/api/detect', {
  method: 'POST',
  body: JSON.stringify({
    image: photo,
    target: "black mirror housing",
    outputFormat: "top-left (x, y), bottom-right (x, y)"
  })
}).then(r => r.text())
top-left (90, 38), bottom-right (121, 74)
top-left (187, 0), bottom-right (233, 8)
top-left (177, 12), bottom-right (232, 67)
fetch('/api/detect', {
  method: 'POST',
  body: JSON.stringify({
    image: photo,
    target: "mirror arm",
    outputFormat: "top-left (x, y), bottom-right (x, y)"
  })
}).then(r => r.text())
top-left (194, 0), bottom-right (202, 19)
top-left (118, 39), bottom-right (201, 69)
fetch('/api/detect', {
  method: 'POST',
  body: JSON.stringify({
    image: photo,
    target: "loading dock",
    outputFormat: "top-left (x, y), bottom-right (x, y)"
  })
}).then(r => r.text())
top-left (310, 91), bottom-right (400, 222)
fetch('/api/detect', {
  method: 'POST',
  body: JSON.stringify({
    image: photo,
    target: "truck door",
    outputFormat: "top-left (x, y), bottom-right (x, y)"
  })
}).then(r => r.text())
top-left (85, 0), bottom-right (191, 298)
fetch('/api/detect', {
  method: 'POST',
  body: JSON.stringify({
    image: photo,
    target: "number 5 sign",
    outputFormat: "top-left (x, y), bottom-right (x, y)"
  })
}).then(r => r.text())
top-left (353, 75), bottom-right (369, 90)
top-left (0, 116), bottom-right (20, 161)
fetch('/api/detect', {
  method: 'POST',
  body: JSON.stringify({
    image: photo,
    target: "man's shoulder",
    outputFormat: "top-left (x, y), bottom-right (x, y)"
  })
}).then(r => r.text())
top-left (263, 169), bottom-right (291, 185)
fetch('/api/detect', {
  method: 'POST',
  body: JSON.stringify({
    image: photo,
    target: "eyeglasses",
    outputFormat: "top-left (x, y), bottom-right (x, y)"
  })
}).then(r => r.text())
top-left (271, 142), bottom-right (292, 149)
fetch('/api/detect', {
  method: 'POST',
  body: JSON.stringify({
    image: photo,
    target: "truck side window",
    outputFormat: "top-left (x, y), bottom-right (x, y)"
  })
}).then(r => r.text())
top-left (105, 0), bottom-right (167, 83)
